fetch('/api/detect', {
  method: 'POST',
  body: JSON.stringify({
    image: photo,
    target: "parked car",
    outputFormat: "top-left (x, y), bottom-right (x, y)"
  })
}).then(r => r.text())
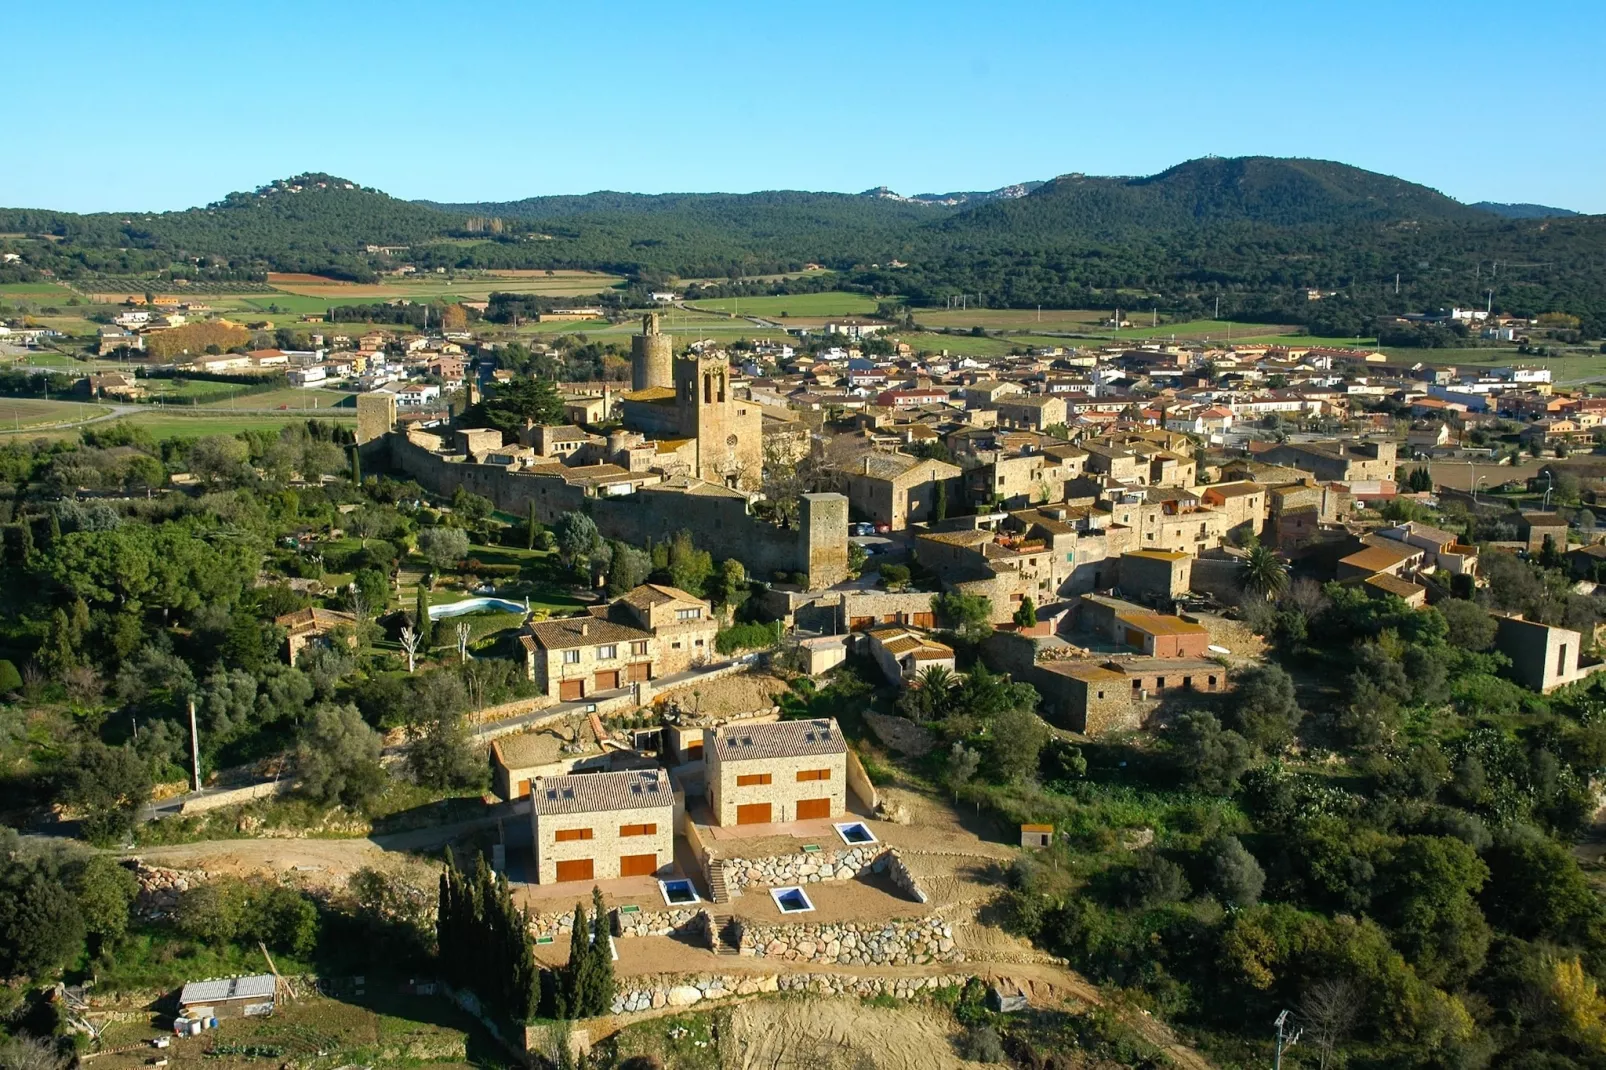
top-left (874, 523), bottom-right (891, 534)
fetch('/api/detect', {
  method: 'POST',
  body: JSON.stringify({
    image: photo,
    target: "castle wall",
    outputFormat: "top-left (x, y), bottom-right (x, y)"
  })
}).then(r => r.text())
top-left (383, 435), bottom-right (847, 588)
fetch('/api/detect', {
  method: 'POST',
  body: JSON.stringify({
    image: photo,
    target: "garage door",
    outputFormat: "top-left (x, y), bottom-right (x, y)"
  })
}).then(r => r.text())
top-left (554, 858), bottom-right (594, 882)
top-left (558, 679), bottom-right (584, 702)
top-left (736, 803), bottom-right (772, 825)
top-left (626, 661), bottom-right (650, 683)
top-left (594, 670), bottom-right (621, 691)
top-left (796, 797), bottom-right (831, 820)
top-left (910, 612), bottom-right (936, 629)
top-left (620, 853), bottom-right (658, 877)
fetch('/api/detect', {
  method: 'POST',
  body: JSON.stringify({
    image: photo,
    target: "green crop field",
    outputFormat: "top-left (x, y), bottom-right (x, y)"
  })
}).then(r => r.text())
top-left (0, 282), bottom-right (74, 298)
top-left (198, 387), bottom-right (354, 409)
top-left (685, 291), bottom-right (882, 317)
top-left (914, 307), bottom-right (1109, 331)
top-left (109, 411), bottom-right (355, 439)
top-left (1410, 348), bottom-right (1606, 383)
top-left (0, 398), bottom-right (111, 432)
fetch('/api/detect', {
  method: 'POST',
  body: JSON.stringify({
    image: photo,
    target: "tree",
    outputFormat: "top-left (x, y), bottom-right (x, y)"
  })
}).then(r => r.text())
top-left (1170, 711), bottom-right (1251, 794)
top-left (1439, 597), bottom-right (1496, 651)
top-left (472, 377), bottom-right (565, 436)
top-left (187, 434), bottom-right (251, 486)
top-left (1205, 834), bottom-right (1265, 907)
top-left (0, 868), bottom-right (84, 979)
top-left (933, 479), bottom-right (948, 522)
top-left (1539, 533), bottom-right (1563, 570)
top-left (351, 567), bottom-right (390, 617)
top-left (61, 742), bottom-right (150, 845)
top-left (526, 500), bottom-right (541, 551)
top-left (665, 531), bottom-right (712, 596)
top-left (1298, 977), bottom-right (1361, 1070)
top-left (1239, 542), bottom-right (1289, 601)
top-left (400, 626), bottom-right (420, 673)
top-left (933, 591), bottom-right (993, 642)
top-left (68, 855), bottom-right (137, 948)
top-left (988, 704), bottom-right (1048, 783)
top-left (1116, 850), bottom-right (1190, 909)
top-left (0, 1034), bottom-right (71, 1070)
top-left (406, 673), bottom-right (484, 791)
top-left (1013, 596), bottom-right (1038, 629)
top-left (605, 541), bottom-right (652, 595)
top-left (708, 558), bottom-right (748, 610)
top-left (946, 742), bottom-right (980, 802)
top-left (297, 704), bottom-right (386, 809)
top-left (418, 526), bottom-right (470, 571)
top-left (416, 586), bottom-right (434, 649)
top-left (553, 512), bottom-right (600, 570)
top-left (897, 664), bottom-right (956, 723)
top-left (1224, 664), bottom-right (1302, 750)
top-left (1407, 466), bottom-right (1434, 492)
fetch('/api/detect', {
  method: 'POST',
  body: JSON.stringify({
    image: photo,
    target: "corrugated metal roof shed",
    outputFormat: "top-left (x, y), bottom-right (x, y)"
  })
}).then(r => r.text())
top-left (179, 975), bottom-right (276, 1006)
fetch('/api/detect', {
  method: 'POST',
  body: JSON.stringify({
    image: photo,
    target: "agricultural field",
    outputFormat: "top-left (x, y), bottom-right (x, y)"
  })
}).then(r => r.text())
top-left (0, 281), bottom-right (75, 299)
top-left (684, 290), bottom-right (883, 318)
top-left (110, 411), bottom-right (355, 440)
top-left (1411, 347), bottom-right (1606, 383)
top-left (265, 269), bottom-right (624, 300)
top-left (0, 398), bottom-right (111, 432)
top-left (91, 988), bottom-right (495, 1070)
top-left (913, 306), bottom-right (1109, 331)
top-left (198, 387), bottom-right (354, 410)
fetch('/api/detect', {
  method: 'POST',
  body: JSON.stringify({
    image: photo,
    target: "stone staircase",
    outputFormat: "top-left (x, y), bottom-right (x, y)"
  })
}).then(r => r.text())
top-left (707, 863), bottom-right (732, 905)
top-left (711, 914), bottom-right (741, 956)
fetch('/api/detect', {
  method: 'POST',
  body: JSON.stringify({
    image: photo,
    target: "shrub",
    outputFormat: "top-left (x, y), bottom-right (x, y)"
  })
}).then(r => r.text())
top-left (715, 621), bottom-right (780, 654)
top-left (0, 659), bottom-right (20, 694)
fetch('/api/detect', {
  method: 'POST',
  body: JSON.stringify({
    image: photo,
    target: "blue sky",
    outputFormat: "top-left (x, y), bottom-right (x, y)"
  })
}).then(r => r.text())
top-left (6, 0), bottom-right (1602, 213)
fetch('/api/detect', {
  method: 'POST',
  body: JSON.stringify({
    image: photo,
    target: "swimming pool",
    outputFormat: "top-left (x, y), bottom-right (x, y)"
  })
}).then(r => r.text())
top-left (834, 822), bottom-right (877, 846)
top-left (770, 886), bottom-right (815, 914)
top-left (427, 596), bottom-right (528, 620)
top-left (659, 879), bottom-right (699, 906)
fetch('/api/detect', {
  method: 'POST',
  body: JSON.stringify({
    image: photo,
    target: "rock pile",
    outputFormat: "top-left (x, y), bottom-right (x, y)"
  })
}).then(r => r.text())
top-left (740, 916), bottom-right (960, 966)
top-left (129, 861), bottom-right (207, 921)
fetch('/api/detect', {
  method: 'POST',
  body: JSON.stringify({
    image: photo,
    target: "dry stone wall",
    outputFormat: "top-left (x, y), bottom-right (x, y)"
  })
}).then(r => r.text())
top-left (721, 845), bottom-right (925, 902)
top-left (528, 908), bottom-right (709, 943)
top-left (738, 916), bottom-right (960, 966)
top-left (609, 971), bottom-right (969, 1015)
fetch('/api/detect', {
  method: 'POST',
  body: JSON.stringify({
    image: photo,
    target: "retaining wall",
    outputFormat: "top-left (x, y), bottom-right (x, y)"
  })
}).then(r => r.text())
top-left (720, 846), bottom-right (925, 902)
top-left (737, 916), bottom-right (959, 965)
top-left (610, 971), bottom-right (970, 1015)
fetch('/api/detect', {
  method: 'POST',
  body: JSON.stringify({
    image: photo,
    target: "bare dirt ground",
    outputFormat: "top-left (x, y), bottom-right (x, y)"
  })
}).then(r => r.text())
top-left (656, 671), bottom-right (792, 718)
top-left (722, 998), bottom-right (968, 1070)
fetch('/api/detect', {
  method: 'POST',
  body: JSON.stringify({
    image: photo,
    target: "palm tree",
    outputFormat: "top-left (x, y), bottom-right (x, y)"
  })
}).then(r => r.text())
top-left (1239, 542), bottom-right (1289, 601)
top-left (898, 664), bottom-right (957, 723)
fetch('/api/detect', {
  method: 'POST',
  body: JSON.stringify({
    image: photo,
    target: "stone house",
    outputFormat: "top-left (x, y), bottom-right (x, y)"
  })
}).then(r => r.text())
top-left (1027, 655), bottom-right (1228, 735)
top-left (274, 607), bottom-right (358, 664)
top-left (519, 585), bottom-right (717, 699)
top-left (1200, 481), bottom-right (1266, 541)
top-left (1258, 440), bottom-right (1397, 483)
top-left (995, 394), bottom-right (1068, 431)
top-left (530, 768), bottom-right (674, 883)
top-left (1494, 615), bottom-right (1603, 692)
top-left (1073, 594), bottom-right (1211, 657)
top-left (844, 452), bottom-right (963, 530)
top-left (705, 718), bottom-right (847, 826)
top-left (1119, 550), bottom-right (1192, 602)
top-left (864, 625), bottom-right (956, 685)
top-left (1516, 512), bottom-right (1568, 554)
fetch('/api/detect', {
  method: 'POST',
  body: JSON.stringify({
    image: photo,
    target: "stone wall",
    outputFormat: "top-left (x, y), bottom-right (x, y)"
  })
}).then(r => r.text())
top-left (720, 846), bottom-right (925, 903)
top-left (382, 435), bottom-right (847, 588)
top-left (527, 908), bottom-right (710, 944)
top-left (609, 971), bottom-right (970, 1015)
top-left (737, 916), bottom-right (959, 965)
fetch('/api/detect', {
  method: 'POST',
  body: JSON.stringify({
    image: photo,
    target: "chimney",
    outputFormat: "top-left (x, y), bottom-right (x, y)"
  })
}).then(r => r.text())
top-left (579, 622), bottom-right (589, 637)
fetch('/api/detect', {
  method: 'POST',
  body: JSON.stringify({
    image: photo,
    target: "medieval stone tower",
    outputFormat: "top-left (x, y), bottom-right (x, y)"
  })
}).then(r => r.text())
top-left (355, 392), bottom-right (397, 445)
top-left (630, 312), bottom-right (673, 392)
top-left (673, 353), bottom-right (763, 490)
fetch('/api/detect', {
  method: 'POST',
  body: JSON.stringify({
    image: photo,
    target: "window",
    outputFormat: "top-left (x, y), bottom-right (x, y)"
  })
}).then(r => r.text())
top-left (561, 649), bottom-right (581, 664)
top-left (672, 641), bottom-right (682, 650)
top-left (555, 828), bottom-right (593, 842)
top-left (619, 823), bottom-right (657, 837)
top-left (676, 608), bottom-right (703, 621)
top-left (631, 641), bottom-right (648, 656)
top-left (737, 773), bottom-right (772, 786)
top-left (598, 644), bottom-right (617, 660)
top-left (797, 769), bottom-right (831, 782)
top-left (694, 638), bottom-right (704, 647)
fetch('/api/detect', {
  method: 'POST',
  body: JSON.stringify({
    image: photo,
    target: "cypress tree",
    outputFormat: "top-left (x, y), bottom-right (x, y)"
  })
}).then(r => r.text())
top-left (526, 500), bottom-right (538, 551)
top-left (559, 901), bottom-right (588, 1019)
top-left (416, 586), bottom-right (433, 649)
top-left (934, 479), bottom-right (948, 522)
top-left (350, 445), bottom-right (362, 484)
top-left (587, 886), bottom-right (614, 1015)
top-left (45, 512), bottom-right (60, 549)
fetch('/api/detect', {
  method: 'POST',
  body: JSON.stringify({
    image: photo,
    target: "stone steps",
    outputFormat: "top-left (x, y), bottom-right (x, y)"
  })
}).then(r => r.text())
top-left (707, 864), bottom-right (731, 905)
top-left (711, 914), bottom-right (740, 956)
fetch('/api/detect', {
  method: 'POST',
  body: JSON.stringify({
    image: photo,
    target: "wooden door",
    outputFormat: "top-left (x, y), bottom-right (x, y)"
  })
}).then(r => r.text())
top-left (626, 661), bottom-right (650, 683)
top-left (736, 802), bottom-right (772, 825)
top-left (554, 858), bottom-right (594, 882)
top-left (558, 679), bottom-right (584, 701)
top-left (619, 853), bottom-right (658, 877)
top-left (796, 797), bottom-right (831, 820)
top-left (594, 670), bottom-right (620, 691)
top-left (911, 612), bottom-right (935, 629)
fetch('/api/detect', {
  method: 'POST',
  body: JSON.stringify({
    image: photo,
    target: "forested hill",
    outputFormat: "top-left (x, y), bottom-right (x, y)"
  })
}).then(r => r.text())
top-left (2, 159), bottom-right (1603, 331)
top-left (1471, 201), bottom-right (1580, 219)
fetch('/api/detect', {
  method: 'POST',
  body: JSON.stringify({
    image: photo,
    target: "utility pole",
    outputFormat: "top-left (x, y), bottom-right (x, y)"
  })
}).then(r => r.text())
top-left (1273, 1010), bottom-right (1301, 1070)
top-left (187, 696), bottom-right (201, 792)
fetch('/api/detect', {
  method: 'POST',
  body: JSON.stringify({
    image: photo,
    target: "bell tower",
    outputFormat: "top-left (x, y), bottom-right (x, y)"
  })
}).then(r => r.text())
top-left (673, 354), bottom-right (760, 490)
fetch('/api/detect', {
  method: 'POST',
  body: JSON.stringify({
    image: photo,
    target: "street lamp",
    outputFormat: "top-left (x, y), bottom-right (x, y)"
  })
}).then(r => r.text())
top-left (1474, 476), bottom-right (1487, 505)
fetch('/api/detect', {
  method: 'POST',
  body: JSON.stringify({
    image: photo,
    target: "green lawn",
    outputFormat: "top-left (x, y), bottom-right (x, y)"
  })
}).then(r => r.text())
top-left (1408, 348), bottom-right (1606, 383)
top-left (113, 411), bottom-right (355, 439)
top-left (685, 290), bottom-right (883, 317)
top-left (0, 281), bottom-right (74, 298)
top-left (199, 387), bottom-right (354, 410)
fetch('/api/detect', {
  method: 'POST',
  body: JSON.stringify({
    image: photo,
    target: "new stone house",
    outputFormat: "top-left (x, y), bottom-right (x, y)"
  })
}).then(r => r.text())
top-left (518, 584), bottom-right (717, 700)
top-left (706, 718), bottom-right (847, 826)
top-left (531, 768), bottom-right (674, 884)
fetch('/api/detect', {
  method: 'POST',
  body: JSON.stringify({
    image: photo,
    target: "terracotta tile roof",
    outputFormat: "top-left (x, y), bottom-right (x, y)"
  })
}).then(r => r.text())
top-left (524, 616), bottom-right (650, 651)
top-left (1340, 545), bottom-right (1418, 572)
top-left (619, 583), bottom-right (704, 610)
top-left (1364, 573), bottom-right (1427, 600)
top-left (532, 769), bottom-right (671, 816)
top-left (711, 718), bottom-right (846, 762)
top-left (274, 607), bottom-right (357, 634)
